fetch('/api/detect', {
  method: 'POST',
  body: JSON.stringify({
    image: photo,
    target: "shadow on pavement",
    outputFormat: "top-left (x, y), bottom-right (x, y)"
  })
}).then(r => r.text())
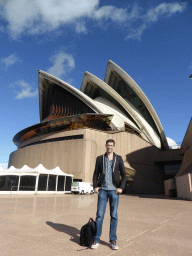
top-left (46, 221), bottom-right (110, 250)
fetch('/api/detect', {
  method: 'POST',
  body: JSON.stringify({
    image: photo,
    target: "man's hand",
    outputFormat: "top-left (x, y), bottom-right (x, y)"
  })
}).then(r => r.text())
top-left (116, 188), bottom-right (123, 194)
top-left (94, 187), bottom-right (101, 194)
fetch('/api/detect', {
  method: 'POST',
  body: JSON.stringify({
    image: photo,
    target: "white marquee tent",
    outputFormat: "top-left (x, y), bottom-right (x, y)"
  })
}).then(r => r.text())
top-left (0, 164), bottom-right (73, 194)
top-left (0, 167), bottom-right (4, 172)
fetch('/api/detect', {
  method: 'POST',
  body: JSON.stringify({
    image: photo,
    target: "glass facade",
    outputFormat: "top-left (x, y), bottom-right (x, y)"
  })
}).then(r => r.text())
top-left (0, 175), bottom-right (19, 191)
top-left (22, 135), bottom-right (83, 149)
top-left (19, 176), bottom-right (36, 191)
top-left (43, 81), bottom-right (95, 121)
top-left (0, 176), bottom-right (7, 191)
top-left (108, 71), bottom-right (160, 136)
top-left (48, 175), bottom-right (57, 191)
top-left (116, 80), bottom-right (160, 135)
top-left (38, 174), bottom-right (48, 191)
top-left (0, 174), bottom-right (72, 193)
top-left (57, 176), bottom-right (65, 191)
top-left (13, 114), bottom-right (112, 147)
top-left (65, 176), bottom-right (72, 191)
top-left (164, 164), bottom-right (181, 180)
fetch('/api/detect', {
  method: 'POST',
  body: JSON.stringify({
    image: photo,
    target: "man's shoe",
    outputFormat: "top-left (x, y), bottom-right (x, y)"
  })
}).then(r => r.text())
top-left (91, 241), bottom-right (99, 249)
top-left (110, 241), bottom-right (119, 250)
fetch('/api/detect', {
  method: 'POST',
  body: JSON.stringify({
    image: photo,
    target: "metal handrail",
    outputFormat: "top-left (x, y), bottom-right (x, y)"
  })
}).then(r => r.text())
top-left (11, 186), bottom-right (35, 192)
top-left (11, 186), bottom-right (18, 192)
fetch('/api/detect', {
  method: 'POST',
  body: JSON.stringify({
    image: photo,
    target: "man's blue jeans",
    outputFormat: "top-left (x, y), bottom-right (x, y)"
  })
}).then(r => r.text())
top-left (94, 189), bottom-right (119, 243)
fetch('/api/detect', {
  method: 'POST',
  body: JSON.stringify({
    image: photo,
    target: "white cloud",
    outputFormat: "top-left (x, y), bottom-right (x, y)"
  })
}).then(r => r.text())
top-left (126, 24), bottom-right (147, 41)
top-left (1, 53), bottom-right (21, 70)
top-left (0, 1), bottom-right (187, 40)
top-left (146, 3), bottom-right (186, 22)
top-left (0, 0), bottom-right (99, 38)
top-left (11, 80), bottom-right (38, 99)
top-left (74, 21), bottom-right (87, 34)
top-left (93, 5), bottom-right (128, 22)
top-left (126, 2), bottom-right (187, 40)
top-left (47, 51), bottom-right (75, 78)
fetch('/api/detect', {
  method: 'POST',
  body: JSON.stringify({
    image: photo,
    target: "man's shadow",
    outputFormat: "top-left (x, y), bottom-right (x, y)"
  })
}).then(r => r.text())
top-left (46, 221), bottom-right (110, 249)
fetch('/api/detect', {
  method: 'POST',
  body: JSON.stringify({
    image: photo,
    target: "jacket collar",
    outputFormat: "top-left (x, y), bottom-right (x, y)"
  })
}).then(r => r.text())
top-left (104, 152), bottom-right (116, 158)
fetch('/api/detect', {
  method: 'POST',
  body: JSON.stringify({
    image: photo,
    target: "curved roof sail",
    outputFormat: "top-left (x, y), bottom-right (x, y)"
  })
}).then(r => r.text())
top-left (104, 60), bottom-right (169, 150)
top-left (13, 64), bottom-right (168, 150)
top-left (81, 72), bottom-right (162, 148)
top-left (38, 70), bottom-right (103, 122)
top-left (93, 96), bottom-right (141, 133)
top-left (38, 70), bottom-right (131, 131)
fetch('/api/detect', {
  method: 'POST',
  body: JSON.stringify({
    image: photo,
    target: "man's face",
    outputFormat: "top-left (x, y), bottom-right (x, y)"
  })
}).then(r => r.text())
top-left (106, 142), bottom-right (114, 153)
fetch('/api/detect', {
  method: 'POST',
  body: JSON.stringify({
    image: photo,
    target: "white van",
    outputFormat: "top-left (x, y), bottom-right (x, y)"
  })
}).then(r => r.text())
top-left (71, 182), bottom-right (94, 194)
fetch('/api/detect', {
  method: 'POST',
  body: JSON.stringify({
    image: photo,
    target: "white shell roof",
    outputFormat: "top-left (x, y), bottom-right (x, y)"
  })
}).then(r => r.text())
top-left (104, 60), bottom-right (168, 150)
top-left (38, 70), bottom-right (136, 131)
top-left (37, 62), bottom-right (168, 149)
top-left (123, 99), bottom-right (161, 148)
top-left (81, 71), bottom-right (161, 147)
top-left (94, 97), bottom-right (140, 132)
top-left (166, 137), bottom-right (180, 149)
top-left (38, 70), bottom-right (103, 121)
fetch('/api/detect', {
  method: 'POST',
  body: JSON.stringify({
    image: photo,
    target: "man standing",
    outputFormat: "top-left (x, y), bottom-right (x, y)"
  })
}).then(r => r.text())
top-left (91, 139), bottom-right (126, 250)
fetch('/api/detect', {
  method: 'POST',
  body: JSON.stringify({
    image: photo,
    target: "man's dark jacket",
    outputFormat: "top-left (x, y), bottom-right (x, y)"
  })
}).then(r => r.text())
top-left (93, 152), bottom-right (127, 190)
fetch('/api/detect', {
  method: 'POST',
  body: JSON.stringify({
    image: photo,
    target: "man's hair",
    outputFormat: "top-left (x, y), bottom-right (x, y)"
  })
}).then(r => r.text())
top-left (106, 139), bottom-right (115, 146)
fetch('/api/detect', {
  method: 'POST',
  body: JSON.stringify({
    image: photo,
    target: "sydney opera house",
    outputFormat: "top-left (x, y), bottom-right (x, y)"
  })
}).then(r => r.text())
top-left (8, 61), bottom-right (186, 194)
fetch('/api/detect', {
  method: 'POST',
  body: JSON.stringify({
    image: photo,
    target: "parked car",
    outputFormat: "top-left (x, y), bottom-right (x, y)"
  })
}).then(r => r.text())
top-left (71, 182), bottom-right (94, 194)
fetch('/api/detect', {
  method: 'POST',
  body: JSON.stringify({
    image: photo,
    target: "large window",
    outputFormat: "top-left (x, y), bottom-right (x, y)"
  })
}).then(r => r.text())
top-left (0, 174), bottom-right (72, 193)
top-left (0, 176), bottom-right (19, 191)
top-left (19, 176), bottom-right (36, 191)
top-left (0, 176), bottom-right (6, 191)
top-left (57, 176), bottom-right (65, 191)
top-left (38, 174), bottom-right (48, 191)
top-left (164, 164), bottom-right (181, 180)
top-left (116, 79), bottom-right (159, 134)
top-left (48, 175), bottom-right (56, 191)
top-left (65, 176), bottom-right (72, 191)
top-left (44, 82), bottom-right (94, 121)
top-left (22, 135), bottom-right (83, 148)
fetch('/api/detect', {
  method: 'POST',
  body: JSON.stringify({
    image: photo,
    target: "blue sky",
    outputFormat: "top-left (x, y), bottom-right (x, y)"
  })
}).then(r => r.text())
top-left (0, 0), bottom-right (191, 169)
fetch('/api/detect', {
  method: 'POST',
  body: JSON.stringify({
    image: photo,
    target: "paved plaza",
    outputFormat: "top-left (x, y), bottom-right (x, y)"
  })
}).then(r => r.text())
top-left (0, 193), bottom-right (192, 256)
